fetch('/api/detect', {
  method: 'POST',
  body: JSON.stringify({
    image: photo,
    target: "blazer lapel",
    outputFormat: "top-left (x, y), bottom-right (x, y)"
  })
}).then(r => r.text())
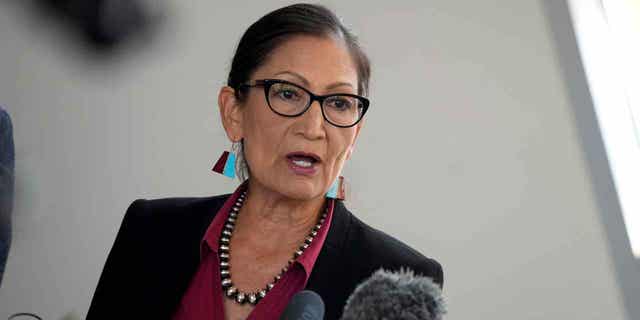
top-left (149, 195), bottom-right (230, 318)
top-left (306, 200), bottom-right (353, 319)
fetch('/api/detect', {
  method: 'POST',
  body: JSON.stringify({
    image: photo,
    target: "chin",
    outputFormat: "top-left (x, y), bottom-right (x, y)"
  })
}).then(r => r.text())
top-left (277, 179), bottom-right (324, 201)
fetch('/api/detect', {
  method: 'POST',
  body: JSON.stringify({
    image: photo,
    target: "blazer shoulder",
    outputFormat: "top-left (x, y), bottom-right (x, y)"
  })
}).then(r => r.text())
top-left (345, 210), bottom-right (444, 288)
top-left (123, 194), bottom-right (231, 224)
top-left (130, 193), bottom-right (231, 214)
top-left (88, 193), bottom-right (232, 319)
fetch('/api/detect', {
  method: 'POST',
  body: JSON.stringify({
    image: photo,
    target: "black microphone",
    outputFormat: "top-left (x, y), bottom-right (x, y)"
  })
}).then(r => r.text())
top-left (341, 269), bottom-right (446, 320)
top-left (280, 290), bottom-right (325, 320)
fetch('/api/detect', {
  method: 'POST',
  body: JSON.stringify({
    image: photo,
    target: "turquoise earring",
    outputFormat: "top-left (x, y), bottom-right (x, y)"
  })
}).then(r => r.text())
top-left (212, 150), bottom-right (236, 178)
top-left (326, 176), bottom-right (345, 200)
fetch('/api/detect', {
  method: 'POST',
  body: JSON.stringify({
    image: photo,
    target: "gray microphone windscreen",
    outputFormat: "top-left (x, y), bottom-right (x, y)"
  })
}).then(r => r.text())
top-left (341, 268), bottom-right (446, 320)
top-left (280, 290), bottom-right (325, 320)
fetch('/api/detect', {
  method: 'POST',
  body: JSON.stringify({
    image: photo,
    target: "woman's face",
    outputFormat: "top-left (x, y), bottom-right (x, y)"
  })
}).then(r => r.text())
top-left (227, 35), bottom-right (363, 201)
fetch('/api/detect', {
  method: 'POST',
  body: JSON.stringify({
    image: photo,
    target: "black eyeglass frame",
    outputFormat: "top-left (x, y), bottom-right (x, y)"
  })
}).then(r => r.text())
top-left (237, 78), bottom-right (370, 128)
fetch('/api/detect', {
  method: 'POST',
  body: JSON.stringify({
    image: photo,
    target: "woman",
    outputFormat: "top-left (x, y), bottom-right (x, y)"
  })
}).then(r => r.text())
top-left (87, 4), bottom-right (443, 320)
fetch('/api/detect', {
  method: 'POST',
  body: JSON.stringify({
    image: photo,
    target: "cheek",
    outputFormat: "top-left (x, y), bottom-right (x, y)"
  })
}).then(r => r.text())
top-left (327, 129), bottom-right (356, 169)
top-left (242, 101), bottom-right (287, 164)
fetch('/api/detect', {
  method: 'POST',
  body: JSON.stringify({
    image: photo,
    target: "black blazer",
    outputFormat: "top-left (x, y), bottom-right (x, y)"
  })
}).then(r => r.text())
top-left (87, 194), bottom-right (443, 319)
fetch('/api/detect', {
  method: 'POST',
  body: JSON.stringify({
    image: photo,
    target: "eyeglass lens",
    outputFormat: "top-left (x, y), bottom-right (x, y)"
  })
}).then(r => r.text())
top-left (267, 82), bottom-right (363, 127)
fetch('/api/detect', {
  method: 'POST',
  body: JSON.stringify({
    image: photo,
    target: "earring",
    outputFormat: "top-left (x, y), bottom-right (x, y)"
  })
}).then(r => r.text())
top-left (212, 150), bottom-right (236, 179)
top-left (326, 176), bottom-right (345, 200)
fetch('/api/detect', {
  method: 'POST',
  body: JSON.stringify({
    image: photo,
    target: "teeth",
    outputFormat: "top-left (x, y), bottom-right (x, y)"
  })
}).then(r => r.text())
top-left (292, 159), bottom-right (312, 167)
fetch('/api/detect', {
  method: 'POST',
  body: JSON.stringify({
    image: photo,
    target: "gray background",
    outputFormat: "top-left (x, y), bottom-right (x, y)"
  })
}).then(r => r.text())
top-left (0, 0), bottom-right (635, 319)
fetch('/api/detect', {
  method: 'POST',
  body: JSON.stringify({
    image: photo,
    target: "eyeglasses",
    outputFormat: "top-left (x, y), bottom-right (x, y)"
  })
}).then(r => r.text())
top-left (238, 79), bottom-right (370, 128)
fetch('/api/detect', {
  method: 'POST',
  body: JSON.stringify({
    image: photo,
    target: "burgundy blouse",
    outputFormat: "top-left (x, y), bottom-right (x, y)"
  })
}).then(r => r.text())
top-left (172, 183), bottom-right (334, 320)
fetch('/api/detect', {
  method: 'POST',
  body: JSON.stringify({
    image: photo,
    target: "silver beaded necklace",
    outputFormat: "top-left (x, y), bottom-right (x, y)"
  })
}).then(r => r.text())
top-left (219, 191), bottom-right (328, 305)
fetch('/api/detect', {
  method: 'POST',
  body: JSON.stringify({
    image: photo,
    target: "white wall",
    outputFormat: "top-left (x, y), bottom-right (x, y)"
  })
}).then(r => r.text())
top-left (0, 1), bottom-right (629, 319)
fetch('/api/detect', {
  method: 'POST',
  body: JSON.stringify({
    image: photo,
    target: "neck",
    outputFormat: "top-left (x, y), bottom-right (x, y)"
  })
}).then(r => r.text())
top-left (235, 179), bottom-right (326, 247)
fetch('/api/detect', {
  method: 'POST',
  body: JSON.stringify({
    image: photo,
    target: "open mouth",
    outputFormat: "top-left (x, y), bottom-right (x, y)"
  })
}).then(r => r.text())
top-left (286, 152), bottom-right (321, 169)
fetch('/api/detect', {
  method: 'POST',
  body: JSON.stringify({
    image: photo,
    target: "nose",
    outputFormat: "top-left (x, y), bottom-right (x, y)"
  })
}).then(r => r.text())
top-left (296, 100), bottom-right (326, 140)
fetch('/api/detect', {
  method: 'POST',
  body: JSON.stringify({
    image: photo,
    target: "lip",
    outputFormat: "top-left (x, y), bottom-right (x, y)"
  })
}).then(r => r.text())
top-left (286, 151), bottom-right (321, 176)
top-left (286, 151), bottom-right (322, 162)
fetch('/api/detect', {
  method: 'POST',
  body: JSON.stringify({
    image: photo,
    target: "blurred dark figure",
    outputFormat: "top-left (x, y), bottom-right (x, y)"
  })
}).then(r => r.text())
top-left (0, 107), bottom-right (14, 287)
top-left (37, 0), bottom-right (162, 50)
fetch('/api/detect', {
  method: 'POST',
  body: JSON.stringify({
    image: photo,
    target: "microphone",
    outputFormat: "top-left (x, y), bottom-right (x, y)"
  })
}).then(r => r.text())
top-left (280, 290), bottom-right (325, 320)
top-left (341, 268), bottom-right (446, 320)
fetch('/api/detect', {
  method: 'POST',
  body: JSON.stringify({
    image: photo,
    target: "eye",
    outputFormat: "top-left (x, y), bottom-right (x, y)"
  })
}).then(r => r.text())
top-left (326, 96), bottom-right (354, 111)
top-left (270, 83), bottom-right (303, 101)
top-left (279, 90), bottom-right (297, 100)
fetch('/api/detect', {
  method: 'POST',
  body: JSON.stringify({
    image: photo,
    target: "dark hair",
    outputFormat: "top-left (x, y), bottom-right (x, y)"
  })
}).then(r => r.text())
top-left (227, 3), bottom-right (371, 98)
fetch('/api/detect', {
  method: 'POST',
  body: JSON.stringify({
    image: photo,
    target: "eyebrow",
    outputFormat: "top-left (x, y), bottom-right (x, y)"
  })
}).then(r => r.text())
top-left (273, 71), bottom-right (355, 91)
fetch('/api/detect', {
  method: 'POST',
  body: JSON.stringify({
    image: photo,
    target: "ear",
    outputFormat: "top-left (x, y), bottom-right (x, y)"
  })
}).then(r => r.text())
top-left (346, 119), bottom-right (364, 160)
top-left (218, 86), bottom-right (244, 142)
